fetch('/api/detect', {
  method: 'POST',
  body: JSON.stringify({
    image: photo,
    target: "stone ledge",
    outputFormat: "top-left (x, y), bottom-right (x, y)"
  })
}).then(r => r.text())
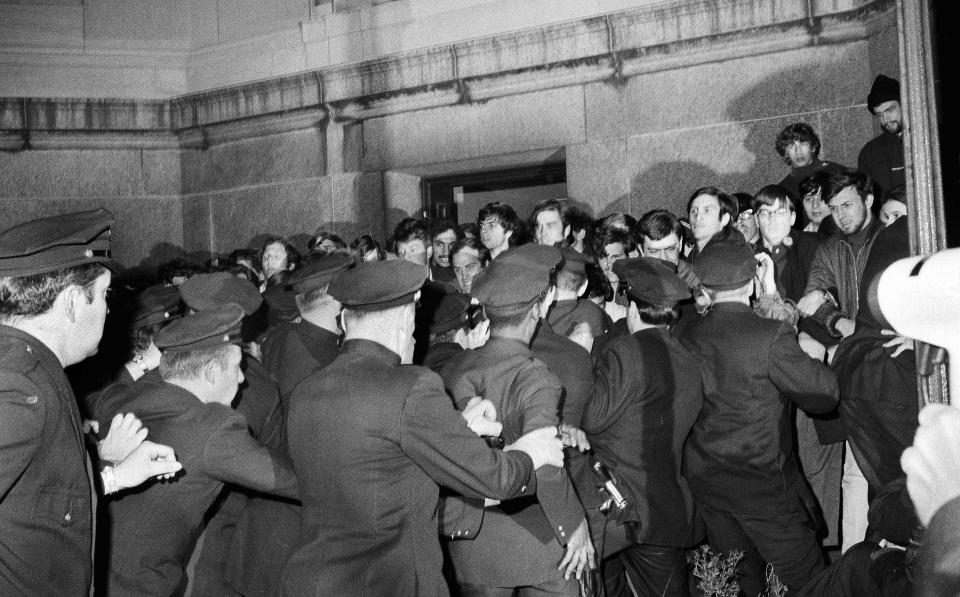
top-left (0, 0), bottom-right (893, 147)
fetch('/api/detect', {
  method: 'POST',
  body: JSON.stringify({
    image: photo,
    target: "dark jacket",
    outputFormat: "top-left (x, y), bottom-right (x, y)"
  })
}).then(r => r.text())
top-left (530, 321), bottom-right (593, 427)
top-left (281, 339), bottom-right (535, 597)
top-left (0, 325), bottom-right (94, 596)
top-left (678, 302), bottom-right (839, 513)
top-left (858, 132), bottom-right (905, 201)
top-left (227, 318), bottom-right (342, 597)
top-left (584, 327), bottom-right (705, 547)
top-left (439, 337), bottom-right (584, 587)
top-left (104, 379), bottom-right (298, 597)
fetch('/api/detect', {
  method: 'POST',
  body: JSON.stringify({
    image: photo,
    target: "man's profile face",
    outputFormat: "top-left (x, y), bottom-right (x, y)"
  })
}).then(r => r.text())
top-left (786, 140), bottom-right (815, 168)
top-left (397, 239), bottom-right (430, 266)
top-left (873, 100), bottom-right (903, 136)
top-left (828, 186), bottom-right (872, 235)
top-left (688, 194), bottom-right (728, 243)
top-left (432, 230), bottom-right (457, 268)
top-left (76, 270), bottom-right (112, 360)
top-left (641, 233), bottom-right (681, 265)
top-left (210, 345), bottom-right (245, 405)
top-left (534, 209), bottom-right (567, 246)
top-left (261, 242), bottom-right (289, 279)
top-left (452, 248), bottom-right (482, 293)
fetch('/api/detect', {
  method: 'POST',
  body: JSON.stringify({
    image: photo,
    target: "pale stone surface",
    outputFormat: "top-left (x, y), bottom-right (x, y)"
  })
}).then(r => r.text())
top-left (586, 43), bottom-right (874, 142)
top-left (179, 128), bottom-right (324, 194)
top-left (0, 4), bottom-right (84, 49)
top-left (329, 171), bottom-right (386, 241)
top-left (82, 0), bottom-right (189, 49)
top-left (0, 149), bottom-right (152, 198)
top-left (383, 170), bottom-right (421, 234)
top-left (566, 139), bottom-right (630, 217)
top-left (216, 0), bottom-right (309, 43)
top-left (362, 87), bottom-right (585, 171)
top-left (142, 150), bottom-right (183, 196)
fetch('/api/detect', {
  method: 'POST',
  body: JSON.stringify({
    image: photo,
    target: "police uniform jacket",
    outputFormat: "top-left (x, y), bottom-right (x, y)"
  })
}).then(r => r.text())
top-left (677, 302), bottom-right (839, 513)
top-left (226, 319), bottom-right (341, 597)
top-left (440, 337), bottom-right (585, 588)
top-left (104, 378), bottom-right (298, 597)
top-left (530, 321), bottom-right (593, 427)
top-left (281, 339), bottom-right (536, 597)
top-left (583, 327), bottom-right (705, 547)
top-left (0, 325), bottom-right (94, 596)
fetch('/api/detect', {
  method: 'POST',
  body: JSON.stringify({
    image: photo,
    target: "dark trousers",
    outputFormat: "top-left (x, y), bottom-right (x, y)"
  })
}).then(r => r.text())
top-left (602, 544), bottom-right (688, 597)
top-left (698, 503), bottom-right (825, 596)
top-left (457, 578), bottom-right (580, 596)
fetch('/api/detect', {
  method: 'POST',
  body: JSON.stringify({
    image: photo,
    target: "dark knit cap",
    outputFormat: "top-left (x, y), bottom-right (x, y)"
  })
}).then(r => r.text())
top-left (155, 303), bottom-right (244, 353)
top-left (328, 259), bottom-right (427, 311)
top-left (0, 209), bottom-right (117, 277)
top-left (692, 241), bottom-right (757, 290)
top-left (613, 257), bottom-right (690, 307)
top-left (180, 272), bottom-right (263, 316)
top-left (867, 75), bottom-right (900, 113)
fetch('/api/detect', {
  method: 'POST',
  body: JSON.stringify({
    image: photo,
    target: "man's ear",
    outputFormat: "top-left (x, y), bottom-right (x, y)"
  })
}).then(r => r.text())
top-left (720, 212), bottom-right (731, 228)
top-left (577, 279), bottom-right (588, 298)
top-left (563, 225), bottom-right (571, 240)
top-left (865, 193), bottom-right (875, 210)
top-left (203, 361), bottom-right (218, 385)
top-left (789, 211), bottom-right (797, 227)
top-left (61, 285), bottom-right (84, 324)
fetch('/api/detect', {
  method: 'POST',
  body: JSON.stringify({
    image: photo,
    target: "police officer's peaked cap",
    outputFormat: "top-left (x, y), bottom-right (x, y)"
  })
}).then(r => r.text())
top-left (613, 257), bottom-right (690, 307)
top-left (867, 75), bottom-right (900, 113)
top-left (291, 253), bottom-right (355, 294)
top-left (558, 247), bottom-right (587, 275)
top-left (328, 259), bottom-right (427, 311)
top-left (154, 303), bottom-right (244, 353)
top-left (430, 293), bottom-right (472, 335)
top-left (0, 208), bottom-right (116, 277)
top-left (134, 285), bottom-right (182, 328)
top-left (471, 245), bottom-right (561, 314)
top-left (180, 272), bottom-right (262, 316)
top-left (692, 241), bottom-right (757, 291)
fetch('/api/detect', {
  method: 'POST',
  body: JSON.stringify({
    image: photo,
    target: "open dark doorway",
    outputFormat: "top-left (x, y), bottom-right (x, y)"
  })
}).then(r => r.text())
top-left (422, 162), bottom-right (567, 225)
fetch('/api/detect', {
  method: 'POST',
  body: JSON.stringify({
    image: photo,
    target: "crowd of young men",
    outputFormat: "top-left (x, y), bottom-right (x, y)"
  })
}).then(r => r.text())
top-left (2, 75), bottom-right (959, 597)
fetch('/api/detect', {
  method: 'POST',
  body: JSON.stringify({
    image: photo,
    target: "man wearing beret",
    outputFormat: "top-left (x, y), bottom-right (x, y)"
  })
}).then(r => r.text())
top-left (439, 244), bottom-right (593, 596)
top-left (226, 253), bottom-right (353, 597)
top-left (0, 209), bottom-right (181, 596)
top-left (581, 257), bottom-right (705, 597)
top-left (676, 241), bottom-right (840, 596)
top-left (103, 304), bottom-right (300, 596)
top-left (858, 74), bottom-right (906, 202)
top-left (282, 259), bottom-right (565, 597)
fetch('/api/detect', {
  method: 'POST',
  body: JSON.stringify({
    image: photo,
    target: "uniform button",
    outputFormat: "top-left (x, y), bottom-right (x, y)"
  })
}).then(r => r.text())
top-left (26, 395), bottom-right (38, 404)
top-left (64, 512), bottom-right (71, 522)
top-left (560, 531), bottom-right (566, 537)
top-left (558, 525), bottom-right (563, 531)
top-left (26, 347), bottom-right (32, 353)
top-left (520, 485), bottom-right (527, 492)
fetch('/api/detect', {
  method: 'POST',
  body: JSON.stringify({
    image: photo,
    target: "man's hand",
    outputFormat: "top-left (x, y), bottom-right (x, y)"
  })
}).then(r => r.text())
top-left (557, 518), bottom-right (595, 580)
top-left (461, 397), bottom-right (502, 438)
top-left (98, 413), bottom-right (148, 464)
top-left (559, 424), bottom-right (590, 452)
top-left (505, 427), bottom-right (564, 470)
top-left (834, 317), bottom-right (856, 339)
top-left (754, 252), bottom-right (777, 294)
top-left (460, 319), bottom-right (490, 350)
top-left (901, 404), bottom-right (960, 526)
top-left (881, 329), bottom-right (914, 358)
top-left (797, 290), bottom-right (827, 317)
top-left (109, 441), bottom-right (182, 492)
top-left (567, 322), bottom-right (593, 353)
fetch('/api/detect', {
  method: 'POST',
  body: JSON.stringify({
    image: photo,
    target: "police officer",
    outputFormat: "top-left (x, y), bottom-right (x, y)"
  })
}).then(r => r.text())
top-left (440, 244), bottom-right (593, 596)
top-left (0, 209), bottom-right (180, 596)
top-left (281, 259), bottom-right (565, 597)
top-left (676, 241), bottom-right (839, 596)
top-left (103, 304), bottom-right (299, 596)
top-left (583, 257), bottom-right (705, 597)
top-left (227, 252), bottom-right (354, 597)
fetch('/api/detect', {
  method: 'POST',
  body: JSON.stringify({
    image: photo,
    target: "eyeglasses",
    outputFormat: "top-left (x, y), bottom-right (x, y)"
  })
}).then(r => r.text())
top-left (758, 208), bottom-right (791, 219)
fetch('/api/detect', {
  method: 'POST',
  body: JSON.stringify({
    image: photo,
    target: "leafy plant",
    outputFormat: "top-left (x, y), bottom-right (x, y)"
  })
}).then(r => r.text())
top-left (692, 545), bottom-right (743, 597)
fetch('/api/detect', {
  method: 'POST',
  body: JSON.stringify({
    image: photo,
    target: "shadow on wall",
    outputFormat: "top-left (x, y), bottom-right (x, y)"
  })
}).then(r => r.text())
top-left (630, 161), bottom-right (722, 218)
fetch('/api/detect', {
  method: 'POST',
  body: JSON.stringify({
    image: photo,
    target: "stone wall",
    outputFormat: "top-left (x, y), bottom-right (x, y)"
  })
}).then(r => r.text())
top-left (0, 0), bottom-right (901, 268)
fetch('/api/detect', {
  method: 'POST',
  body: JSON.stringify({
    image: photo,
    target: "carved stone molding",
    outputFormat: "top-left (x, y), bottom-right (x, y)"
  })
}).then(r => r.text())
top-left (0, 0), bottom-right (895, 149)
